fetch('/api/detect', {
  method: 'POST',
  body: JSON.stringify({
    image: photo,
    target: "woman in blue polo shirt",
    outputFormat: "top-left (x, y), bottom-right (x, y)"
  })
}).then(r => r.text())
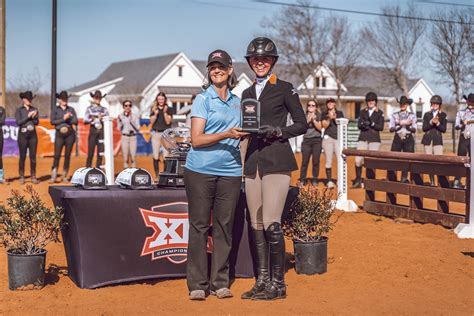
top-left (184, 49), bottom-right (248, 301)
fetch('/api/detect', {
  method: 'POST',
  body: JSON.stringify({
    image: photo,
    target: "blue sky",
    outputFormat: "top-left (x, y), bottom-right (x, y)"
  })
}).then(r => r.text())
top-left (6, 0), bottom-right (463, 96)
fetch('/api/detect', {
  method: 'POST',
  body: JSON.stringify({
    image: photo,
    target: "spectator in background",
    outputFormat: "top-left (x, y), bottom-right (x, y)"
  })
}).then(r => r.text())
top-left (50, 91), bottom-right (78, 183)
top-left (298, 99), bottom-right (322, 186)
top-left (389, 96), bottom-right (417, 183)
top-left (321, 98), bottom-right (344, 189)
top-left (452, 93), bottom-right (474, 188)
top-left (0, 104), bottom-right (5, 184)
top-left (118, 100), bottom-right (140, 168)
top-left (84, 90), bottom-right (109, 169)
top-left (149, 92), bottom-right (173, 179)
top-left (352, 92), bottom-right (384, 188)
top-left (16, 91), bottom-right (39, 184)
top-left (421, 95), bottom-right (447, 186)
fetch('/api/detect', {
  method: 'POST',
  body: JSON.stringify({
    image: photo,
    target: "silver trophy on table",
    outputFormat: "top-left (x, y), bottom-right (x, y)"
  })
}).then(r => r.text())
top-left (158, 127), bottom-right (191, 187)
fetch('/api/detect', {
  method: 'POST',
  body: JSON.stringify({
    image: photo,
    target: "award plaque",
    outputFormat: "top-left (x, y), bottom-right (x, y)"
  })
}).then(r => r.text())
top-left (241, 98), bottom-right (260, 132)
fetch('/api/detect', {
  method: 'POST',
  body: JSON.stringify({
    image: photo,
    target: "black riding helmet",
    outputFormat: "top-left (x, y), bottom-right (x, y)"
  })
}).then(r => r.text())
top-left (245, 37), bottom-right (279, 65)
top-left (430, 95), bottom-right (442, 105)
top-left (365, 92), bottom-right (378, 103)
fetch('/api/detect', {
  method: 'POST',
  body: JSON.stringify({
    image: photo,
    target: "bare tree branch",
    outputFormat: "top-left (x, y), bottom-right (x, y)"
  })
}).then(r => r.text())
top-left (429, 8), bottom-right (473, 106)
top-left (328, 15), bottom-right (364, 106)
top-left (261, 0), bottom-right (332, 98)
top-left (362, 4), bottom-right (426, 96)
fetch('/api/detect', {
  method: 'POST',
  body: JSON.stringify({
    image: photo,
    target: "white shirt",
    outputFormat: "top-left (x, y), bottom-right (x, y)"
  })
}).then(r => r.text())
top-left (255, 75), bottom-right (270, 100)
top-left (368, 108), bottom-right (375, 117)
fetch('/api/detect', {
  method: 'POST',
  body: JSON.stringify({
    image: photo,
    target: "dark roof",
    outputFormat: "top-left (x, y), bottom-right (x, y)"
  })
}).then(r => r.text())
top-left (342, 66), bottom-right (418, 97)
top-left (69, 53), bottom-right (180, 95)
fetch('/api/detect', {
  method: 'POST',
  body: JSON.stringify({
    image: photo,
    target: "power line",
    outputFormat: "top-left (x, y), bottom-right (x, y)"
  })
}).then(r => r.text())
top-left (253, 0), bottom-right (474, 25)
top-left (415, 1), bottom-right (474, 8)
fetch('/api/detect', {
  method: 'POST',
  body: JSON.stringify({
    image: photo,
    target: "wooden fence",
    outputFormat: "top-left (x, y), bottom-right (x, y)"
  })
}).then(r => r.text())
top-left (343, 149), bottom-right (470, 228)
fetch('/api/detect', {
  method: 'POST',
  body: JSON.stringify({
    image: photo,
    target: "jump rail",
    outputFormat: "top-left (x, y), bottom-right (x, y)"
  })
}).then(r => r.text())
top-left (343, 149), bottom-right (470, 229)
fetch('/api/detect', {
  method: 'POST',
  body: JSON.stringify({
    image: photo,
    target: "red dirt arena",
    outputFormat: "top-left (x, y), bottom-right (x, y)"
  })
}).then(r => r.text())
top-left (0, 154), bottom-right (473, 315)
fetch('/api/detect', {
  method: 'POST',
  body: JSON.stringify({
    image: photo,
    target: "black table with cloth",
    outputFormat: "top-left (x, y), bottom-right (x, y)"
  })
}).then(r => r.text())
top-left (49, 186), bottom-right (256, 289)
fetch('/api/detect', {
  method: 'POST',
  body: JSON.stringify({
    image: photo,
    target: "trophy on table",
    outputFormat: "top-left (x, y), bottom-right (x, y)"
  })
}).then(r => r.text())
top-left (158, 127), bottom-right (191, 187)
top-left (241, 98), bottom-right (261, 133)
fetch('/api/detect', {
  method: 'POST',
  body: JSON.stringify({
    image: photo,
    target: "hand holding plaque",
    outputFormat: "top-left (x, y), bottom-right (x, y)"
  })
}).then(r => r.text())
top-left (241, 98), bottom-right (261, 133)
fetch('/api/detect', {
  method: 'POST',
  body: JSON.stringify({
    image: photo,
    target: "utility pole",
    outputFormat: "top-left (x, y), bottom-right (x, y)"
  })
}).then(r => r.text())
top-left (51, 0), bottom-right (57, 116)
top-left (1, 0), bottom-right (6, 109)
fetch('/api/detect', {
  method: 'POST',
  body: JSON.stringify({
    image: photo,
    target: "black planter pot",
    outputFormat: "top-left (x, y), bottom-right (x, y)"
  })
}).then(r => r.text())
top-left (7, 249), bottom-right (47, 290)
top-left (293, 237), bottom-right (328, 275)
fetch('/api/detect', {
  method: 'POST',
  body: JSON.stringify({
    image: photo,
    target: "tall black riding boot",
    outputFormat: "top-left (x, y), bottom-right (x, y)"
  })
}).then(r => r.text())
top-left (400, 171), bottom-right (410, 184)
top-left (452, 177), bottom-right (462, 189)
top-left (253, 223), bottom-right (286, 300)
top-left (325, 168), bottom-right (332, 182)
top-left (352, 166), bottom-right (363, 188)
top-left (153, 159), bottom-right (159, 179)
top-left (429, 174), bottom-right (436, 186)
top-left (241, 229), bottom-right (270, 299)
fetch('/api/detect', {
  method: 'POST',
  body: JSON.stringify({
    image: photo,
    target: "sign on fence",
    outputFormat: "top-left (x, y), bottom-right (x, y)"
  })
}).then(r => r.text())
top-left (347, 121), bottom-right (360, 149)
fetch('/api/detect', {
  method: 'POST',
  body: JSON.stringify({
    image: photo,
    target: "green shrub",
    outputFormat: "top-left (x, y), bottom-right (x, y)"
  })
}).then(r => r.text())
top-left (283, 185), bottom-right (336, 242)
top-left (0, 185), bottom-right (64, 254)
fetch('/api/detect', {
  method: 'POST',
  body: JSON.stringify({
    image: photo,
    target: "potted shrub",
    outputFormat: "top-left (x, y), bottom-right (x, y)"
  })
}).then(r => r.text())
top-left (0, 185), bottom-right (64, 290)
top-left (283, 185), bottom-right (336, 275)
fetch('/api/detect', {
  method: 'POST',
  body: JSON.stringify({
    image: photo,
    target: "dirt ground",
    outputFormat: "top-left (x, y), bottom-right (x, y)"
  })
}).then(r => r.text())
top-left (0, 154), bottom-right (473, 315)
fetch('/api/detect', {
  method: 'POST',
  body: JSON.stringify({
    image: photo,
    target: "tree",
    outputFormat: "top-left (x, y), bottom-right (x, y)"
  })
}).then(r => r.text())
top-left (261, 0), bottom-right (331, 98)
top-left (328, 15), bottom-right (363, 106)
top-left (362, 4), bottom-right (426, 96)
top-left (429, 8), bottom-right (473, 106)
top-left (7, 67), bottom-right (46, 93)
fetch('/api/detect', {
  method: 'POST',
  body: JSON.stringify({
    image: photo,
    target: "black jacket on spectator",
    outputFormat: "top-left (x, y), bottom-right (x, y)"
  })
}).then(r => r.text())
top-left (51, 105), bottom-right (78, 130)
top-left (0, 107), bottom-right (5, 126)
top-left (357, 107), bottom-right (384, 142)
top-left (421, 111), bottom-right (447, 146)
top-left (243, 76), bottom-right (307, 175)
top-left (15, 106), bottom-right (39, 128)
top-left (321, 110), bottom-right (344, 139)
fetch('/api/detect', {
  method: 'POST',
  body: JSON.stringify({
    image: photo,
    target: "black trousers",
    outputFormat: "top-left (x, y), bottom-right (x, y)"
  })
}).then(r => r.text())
top-left (458, 134), bottom-right (470, 156)
top-left (18, 130), bottom-right (37, 176)
top-left (299, 137), bottom-right (322, 181)
top-left (391, 134), bottom-right (415, 152)
top-left (0, 130), bottom-right (3, 170)
top-left (183, 168), bottom-right (242, 292)
top-left (86, 127), bottom-right (104, 168)
top-left (52, 129), bottom-right (76, 171)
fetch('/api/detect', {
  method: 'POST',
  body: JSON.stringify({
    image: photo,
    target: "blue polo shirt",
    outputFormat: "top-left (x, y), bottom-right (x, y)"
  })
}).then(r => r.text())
top-left (185, 85), bottom-right (242, 177)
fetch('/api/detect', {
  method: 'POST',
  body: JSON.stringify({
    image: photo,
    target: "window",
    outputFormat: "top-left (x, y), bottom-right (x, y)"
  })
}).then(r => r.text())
top-left (416, 104), bottom-right (423, 119)
top-left (355, 102), bottom-right (361, 118)
top-left (178, 66), bottom-right (183, 77)
top-left (413, 98), bottom-right (424, 119)
top-left (315, 77), bottom-right (320, 88)
top-left (322, 77), bottom-right (326, 88)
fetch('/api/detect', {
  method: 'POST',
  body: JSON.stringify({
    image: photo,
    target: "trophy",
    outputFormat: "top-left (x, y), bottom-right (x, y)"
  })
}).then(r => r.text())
top-left (241, 98), bottom-right (261, 132)
top-left (158, 127), bottom-right (191, 187)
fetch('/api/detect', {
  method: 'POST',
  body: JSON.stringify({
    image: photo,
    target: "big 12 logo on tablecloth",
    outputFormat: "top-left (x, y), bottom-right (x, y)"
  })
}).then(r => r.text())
top-left (140, 202), bottom-right (213, 264)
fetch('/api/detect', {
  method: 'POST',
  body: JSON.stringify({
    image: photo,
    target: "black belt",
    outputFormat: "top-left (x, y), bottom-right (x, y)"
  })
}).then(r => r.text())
top-left (152, 129), bottom-right (166, 132)
top-left (122, 133), bottom-right (136, 136)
